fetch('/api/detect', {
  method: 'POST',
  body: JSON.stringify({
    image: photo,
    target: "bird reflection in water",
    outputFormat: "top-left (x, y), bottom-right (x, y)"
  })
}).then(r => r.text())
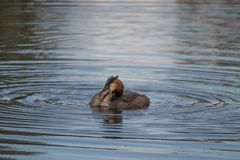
top-left (91, 107), bottom-right (123, 124)
top-left (90, 75), bottom-right (150, 124)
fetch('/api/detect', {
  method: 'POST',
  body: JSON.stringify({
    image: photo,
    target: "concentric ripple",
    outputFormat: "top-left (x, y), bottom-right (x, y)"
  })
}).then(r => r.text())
top-left (1, 0), bottom-right (240, 160)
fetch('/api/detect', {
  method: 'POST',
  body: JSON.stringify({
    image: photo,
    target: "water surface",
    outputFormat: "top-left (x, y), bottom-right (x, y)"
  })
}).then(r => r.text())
top-left (0, 0), bottom-right (240, 160)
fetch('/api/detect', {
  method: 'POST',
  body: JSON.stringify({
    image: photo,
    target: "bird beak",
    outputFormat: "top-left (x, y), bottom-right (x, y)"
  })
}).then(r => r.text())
top-left (99, 86), bottom-right (110, 102)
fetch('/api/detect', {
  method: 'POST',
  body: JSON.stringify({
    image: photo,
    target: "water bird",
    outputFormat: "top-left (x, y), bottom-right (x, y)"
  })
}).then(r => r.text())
top-left (90, 76), bottom-right (150, 109)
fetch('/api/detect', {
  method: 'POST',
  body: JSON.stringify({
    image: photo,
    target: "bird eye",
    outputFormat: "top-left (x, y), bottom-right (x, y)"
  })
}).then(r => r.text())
top-left (113, 90), bottom-right (122, 97)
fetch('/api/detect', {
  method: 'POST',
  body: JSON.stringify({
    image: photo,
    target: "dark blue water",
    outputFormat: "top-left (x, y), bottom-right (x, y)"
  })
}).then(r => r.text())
top-left (0, 0), bottom-right (240, 160)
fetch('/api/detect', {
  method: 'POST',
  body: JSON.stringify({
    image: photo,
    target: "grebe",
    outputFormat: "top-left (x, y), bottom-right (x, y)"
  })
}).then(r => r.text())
top-left (90, 76), bottom-right (150, 109)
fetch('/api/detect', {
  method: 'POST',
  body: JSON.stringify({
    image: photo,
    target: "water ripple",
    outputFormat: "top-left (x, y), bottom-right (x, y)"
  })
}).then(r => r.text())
top-left (0, 0), bottom-right (240, 160)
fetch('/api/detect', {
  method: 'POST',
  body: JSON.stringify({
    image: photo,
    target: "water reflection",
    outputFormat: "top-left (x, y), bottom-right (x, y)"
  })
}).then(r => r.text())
top-left (0, 144), bottom-right (40, 156)
top-left (92, 108), bottom-right (123, 124)
top-left (174, 0), bottom-right (240, 66)
top-left (0, 0), bottom-right (240, 160)
top-left (0, 1), bottom-right (38, 56)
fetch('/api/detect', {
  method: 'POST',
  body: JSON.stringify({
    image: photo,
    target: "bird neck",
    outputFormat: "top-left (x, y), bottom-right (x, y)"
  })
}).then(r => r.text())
top-left (100, 95), bottom-right (113, 107)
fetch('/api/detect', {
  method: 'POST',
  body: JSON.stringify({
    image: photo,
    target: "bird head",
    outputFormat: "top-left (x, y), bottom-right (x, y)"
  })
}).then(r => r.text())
top-left (99, 76), bottom-right (124, 103)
